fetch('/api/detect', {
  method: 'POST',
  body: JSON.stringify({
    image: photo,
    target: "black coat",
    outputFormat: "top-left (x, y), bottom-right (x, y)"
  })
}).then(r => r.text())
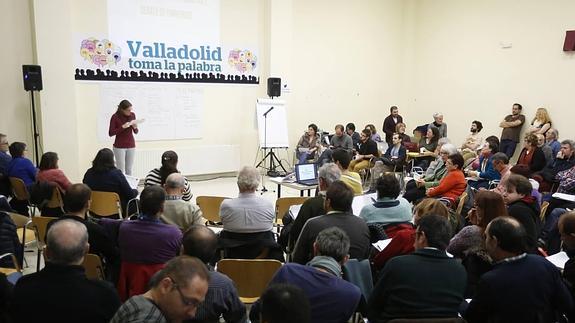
top-left (507, 199), bottom-right (541, 253)
top-left (0, 212), bottom-right (21, 268)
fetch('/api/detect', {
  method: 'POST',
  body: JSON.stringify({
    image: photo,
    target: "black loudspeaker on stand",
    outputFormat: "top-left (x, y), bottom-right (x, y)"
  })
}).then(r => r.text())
top-left (22, 65), bottom-right (43, 165)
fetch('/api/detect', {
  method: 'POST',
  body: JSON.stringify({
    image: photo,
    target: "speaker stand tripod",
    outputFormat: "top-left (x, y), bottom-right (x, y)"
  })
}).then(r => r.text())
top-left (256, 106), bottom-right (287, 193)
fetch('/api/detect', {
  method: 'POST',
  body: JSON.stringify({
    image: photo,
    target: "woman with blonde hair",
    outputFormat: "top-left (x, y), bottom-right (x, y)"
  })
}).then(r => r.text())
top-left (528, 107), bottom-right (552, 135)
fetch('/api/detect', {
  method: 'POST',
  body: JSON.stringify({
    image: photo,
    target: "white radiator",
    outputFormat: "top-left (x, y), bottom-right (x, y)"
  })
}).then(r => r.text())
top-left (132, 145), bottom-right (241, 178)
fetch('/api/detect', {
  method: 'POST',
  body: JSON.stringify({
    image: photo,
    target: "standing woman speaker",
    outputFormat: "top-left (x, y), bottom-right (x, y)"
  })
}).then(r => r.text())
top-left (108, 99), bottom-right (138, 175)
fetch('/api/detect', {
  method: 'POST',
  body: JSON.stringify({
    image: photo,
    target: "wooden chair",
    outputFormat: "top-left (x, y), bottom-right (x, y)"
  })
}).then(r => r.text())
top-left (8, 212), bottom-right (35, 267)
top-left (45, 186), bottom-right (65, 212)
top-left (9, 177), bottom-right (36, 216)
top-left (456, 192), bottom-right (468, 216)
top-left (275, 197), bottom-right (308, 230)
top-left (31, 216), bottom-right (58, 272)
top-left (0, 253), bottom-right (21, 276)
top-left (89, 191), bottom-right (122, 218)
top-left (82, 253), bottom-right (105, 280)
top-left (196, 196), bottom-right (229, 225)
top-left (217, 259), bottom-right (282, 304)
top-left (540, 201), bottom-right (550, 221)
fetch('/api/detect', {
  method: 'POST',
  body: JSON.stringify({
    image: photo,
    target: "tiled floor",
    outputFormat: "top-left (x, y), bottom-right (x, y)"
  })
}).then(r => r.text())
top-left (21, 175), bottom-right (310, 275)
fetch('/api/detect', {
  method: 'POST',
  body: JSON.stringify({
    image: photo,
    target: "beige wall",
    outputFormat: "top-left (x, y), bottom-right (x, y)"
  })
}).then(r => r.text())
top-left (4, 0), bottom-right (575, 179)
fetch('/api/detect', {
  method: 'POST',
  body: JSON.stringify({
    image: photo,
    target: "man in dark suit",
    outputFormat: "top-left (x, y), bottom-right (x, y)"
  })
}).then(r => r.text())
top-left (10, 219), bottom-right (121, 322)
top-left (382, 106), bottom-right (403, 145)
top-left (292, 181), bottom-right (370, 264)
top-left (465, 216), bottom-right (573, 323)
top-left (367, 214), bottom-right (466, 322)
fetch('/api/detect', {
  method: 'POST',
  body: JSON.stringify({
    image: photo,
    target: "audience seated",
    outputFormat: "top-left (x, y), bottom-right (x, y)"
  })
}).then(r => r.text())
top-left (503, 174), bottom-right (541, 253)
top-left (0, 134), bottom-right (12, 197)
top-left (428, 112), bottom-right (447, 138)
top-left (285, 163), bottom-right (341, 253)
top-left (368, 215), bottom-right (466, 322)
top-left (258, 284), bottom-right (311, 323)
top-left (317, 124), bottom-right (353, 166)
top-left (415, 127), bottom-right (440, 169)
top-left (119, 185), bottom-right (182, 265)
top-left (460, 120), bottom-right (484, 160)
top-left (379, 133), bottom-right (406, 173)
top-left (181, 226), bottom-right (246, 323)
top-left (499, 103), bottom-right (526, 159)
top-left (296, 124), bottom-right (321, 164)
top-left (162, 173), bottom-right (205, 231)
top-left (48, 184), bottom-right (120, 280)
top-left (534, 139), bottom-right (575, 192)
top-left (423, 137), bottom-right (450, 177)
top-left (36, 152), bottom-right (71, 192)
top-left (516, 133), bottom-right (546, 175)
top-left (372, 198), bottom-right (450, 270)
top-left (395, 122), bottom-right (412, 145)
top-left (426, 153), bottom-right (467, 203)
top-left (466, 141), bottom-right (501, 189)
top-left (346, 123), bottom-right (361, 151)
top-left (219, 166), bottom-right (280, 260)
top-left (111, 256), bottom-right (209, 323)
top-left (465, 216), bottom-right (573, 322)
top-left (537, 134), bottom-right (554, 168)
top-left (251, 227), bottom-right (361, 323)
top-left (10, 219), bottom-right (121, 323)
top-left (348, 128), bottom-right (379, 173)
top-left (0, 210), bottom-right (22, 269)
top-left (6, 142), bottom-right (37, 215)
top-left (403, 143), bottom-right (457, 203)
top-left (545, 128), bottom-right (561, 158)
top-left (331, 148), bottom-right (362, 195)
top-left (359, 174), bottom-right (411, 226)
top-left (559, 211), bottom-right (575, 321)
top-left (366, 124), bottom-right (382, 142)
top-left (487, 152), bottom-right (511, 195)
top-left (83, 148), bottom-right (138, 215)
top-left (145, 150), bottom-right (193, 201)
top-left (447, 191), bottom-right (507, 297)
top-left (382, 106), bottom-right (403, 145)
top-left (292, 181), bottom-right (370, 264)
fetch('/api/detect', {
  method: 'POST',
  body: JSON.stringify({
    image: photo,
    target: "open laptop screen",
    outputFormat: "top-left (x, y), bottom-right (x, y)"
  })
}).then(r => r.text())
top-left (295, 163), bottom-right (317, 181)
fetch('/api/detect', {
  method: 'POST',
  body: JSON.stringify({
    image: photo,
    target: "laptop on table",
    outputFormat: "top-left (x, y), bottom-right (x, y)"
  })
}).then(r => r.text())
top-left (295, 163), bottom-right (319, 186)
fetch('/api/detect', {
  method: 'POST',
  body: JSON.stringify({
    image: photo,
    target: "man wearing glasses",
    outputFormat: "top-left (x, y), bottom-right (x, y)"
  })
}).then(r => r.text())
top-left (111, 256), bottom-right (210, 323)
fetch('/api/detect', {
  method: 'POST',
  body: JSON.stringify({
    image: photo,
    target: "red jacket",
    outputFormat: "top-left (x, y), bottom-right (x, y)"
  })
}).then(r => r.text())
top-left (372, 227), bottom-right (415, 270)
top-left (427, 169), bottom-right (466, 201)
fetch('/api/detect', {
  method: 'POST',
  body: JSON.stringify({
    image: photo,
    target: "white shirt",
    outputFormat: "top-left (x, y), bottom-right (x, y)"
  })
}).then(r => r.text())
top-left (220, 192), bottom-right (275, 233)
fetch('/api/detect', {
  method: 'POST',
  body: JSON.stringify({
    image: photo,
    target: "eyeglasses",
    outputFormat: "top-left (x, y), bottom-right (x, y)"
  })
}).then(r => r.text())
top-left (169, 277), bottom-right (200, 307)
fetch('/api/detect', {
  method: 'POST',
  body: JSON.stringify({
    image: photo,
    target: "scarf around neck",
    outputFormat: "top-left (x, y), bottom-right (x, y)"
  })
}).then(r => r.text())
top-left (307, 256), bottom-right (342, 278)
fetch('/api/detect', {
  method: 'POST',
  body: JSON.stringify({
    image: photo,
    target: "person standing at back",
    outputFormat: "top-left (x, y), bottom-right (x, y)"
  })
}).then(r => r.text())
top-left (499, 103), bottom-right (526, 159)
top-left (109, 99), bottom-right (138, 175)
top-left (382, 106), bottom-right (403, 145)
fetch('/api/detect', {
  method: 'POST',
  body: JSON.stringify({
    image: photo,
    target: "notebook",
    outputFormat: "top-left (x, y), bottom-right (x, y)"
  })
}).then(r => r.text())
top-left (295, 163), bottom-right (318, 186)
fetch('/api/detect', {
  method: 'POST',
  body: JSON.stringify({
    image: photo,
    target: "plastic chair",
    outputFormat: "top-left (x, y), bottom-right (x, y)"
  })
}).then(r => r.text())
top-left (82, 253), bottom-right (105, 280)
top-left (89, 191), bottom-right (122, 218)
top-left (9, 177), bottom-right (36, 216)
top-left (31, 216), bottom-right (58, 271)
top-left (196, 196), bottom-right (229, 225)
top-left (540, 201), bottom-right (550, 221)
top-left (216, 259), bottom-right (282, 304)
top-left (275, 197), bottom-right (308, 231)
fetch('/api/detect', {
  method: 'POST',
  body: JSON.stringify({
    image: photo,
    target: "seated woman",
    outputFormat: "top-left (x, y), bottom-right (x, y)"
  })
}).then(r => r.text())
top-left (36, 152), bottom-right (72, 192)
top-left (83, 148), bottom-right (138, 216)
top-left (6, 142), bottom-right (37, 215)
top-left (466, 140), bottom-right (501, 189)
top-left (424, 137), bottom-right (450, 177)
top-left (415, 127), bottom-right (440, 169)
top-left (517, 133), bottom-right (546, 175)
top-left (359, 174), bottom-right (411, 226)
top-left (380, 133), bottom-right (406, 173)
top-left (426, 153), bottom-right (467, 204)
top-left (144, 150), bottom-right (193, 201)
top-left (403, 143), bottom-right (458, 203)
top-left (395, 122), bottom-right (411, 144)
top-left (366, 124), bottom-right (382, 142)
top-left (296, 123), bottom-right (321, 164)
top-left (372, 198), bottom-right (450, 271)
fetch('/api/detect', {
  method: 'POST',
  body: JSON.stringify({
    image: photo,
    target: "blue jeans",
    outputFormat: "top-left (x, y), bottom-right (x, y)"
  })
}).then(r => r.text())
top-left (500, 139), bottom-right (518, 159)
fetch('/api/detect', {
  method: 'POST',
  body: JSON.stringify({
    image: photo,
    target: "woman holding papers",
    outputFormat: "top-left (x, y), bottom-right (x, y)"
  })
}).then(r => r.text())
top-left (109, 99), bottom-right (139, 175)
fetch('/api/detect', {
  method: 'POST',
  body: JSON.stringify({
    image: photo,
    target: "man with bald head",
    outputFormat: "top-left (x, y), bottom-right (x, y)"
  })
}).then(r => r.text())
top-left (162, 173), bottom-right (205, 231)
top-left (10, 219), bottom-right (121, 322)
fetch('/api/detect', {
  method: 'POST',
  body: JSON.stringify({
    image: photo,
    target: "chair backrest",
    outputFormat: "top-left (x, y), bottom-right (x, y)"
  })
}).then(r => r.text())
top-left (31, 216), bottom-right (58, 246)
top-left (275, 197), bottom-right (308, 222)
top-left (8, 212), bottom-right (30, 229)
top-left (456, 192), bottom-right (468, 215)
top-left (540, 201), bottom-right (550, 221)
top-left (45, 186), bottom-right (64, 209)
top-left (9, 177), bottom-right (30, 201)
top-left (196, 196), bottom-right (229, 223)
top-left (90, 191), bottom-right (122, 218)
top-left (82, 253), bottom-right (105, 280)
top-left (217, 259), bottom-right (282, 303)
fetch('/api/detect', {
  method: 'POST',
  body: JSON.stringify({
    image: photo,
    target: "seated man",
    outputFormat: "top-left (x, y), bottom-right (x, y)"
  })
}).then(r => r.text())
top-left (379, 132), bottom-right (406, 173)
top-left (162, 173), bottom-right (205, 231)
top-left (465, 217), bottom-right (573, 322)
top-left (346, 123), bottom-right (361, 151)
top-left (285, 163), bottom-right (341, 253)
top-left (317, 124), bottom-right (353, 166)
top-left (111, 256), bottom-right (210, 323)
top-left (292, 181), bottom-right (370, 264)
top-left (11, 219), bottom-right (121, 322)
top-left (0, 134), bottom-right (11, 197)
top-left (359, 174), bottom-right (411, 226)
top-left (460, 120), bottom-right (484, 160)
top-left (259, 284), bottom-right (311, 323)
top-left (466, 140), bottom-right (501, 189)
top-left (503, 174), bottom-right (541, 253)
top-left (119, 185), bottom-right (182, 264)
top-left (534, 139), bottom-right (575, 192)
top-left (537, 133), bottom-right (554, 168)
top-left (332, 149), bottom-right (362, 195)
top-left (182, 226), bottom-right (246, 323)
top-left (219, 166), bottom-right (278, 259)
top-left (251, 227), bottom-right (361, 323)
top-left (487, 152), bottom-right (511, 195)
top-left (348, 128), bottom-right (378, 173)
top-left (368, 215), bottom-right (466, 322)
top-left (559, 211), bottom-right (575, 321)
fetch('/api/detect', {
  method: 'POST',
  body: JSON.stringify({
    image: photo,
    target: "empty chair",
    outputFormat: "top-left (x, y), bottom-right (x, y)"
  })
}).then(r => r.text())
top-left (217, 259), bottom-right (282, 303)
top-left (82, 253), bottom-right (105, 280)
top-left (196, 196), bottom-right (229, 225)
top-left (89, 191), bottom-right (123, 218)
top-left (31, 216), bottom-right (58, 271)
